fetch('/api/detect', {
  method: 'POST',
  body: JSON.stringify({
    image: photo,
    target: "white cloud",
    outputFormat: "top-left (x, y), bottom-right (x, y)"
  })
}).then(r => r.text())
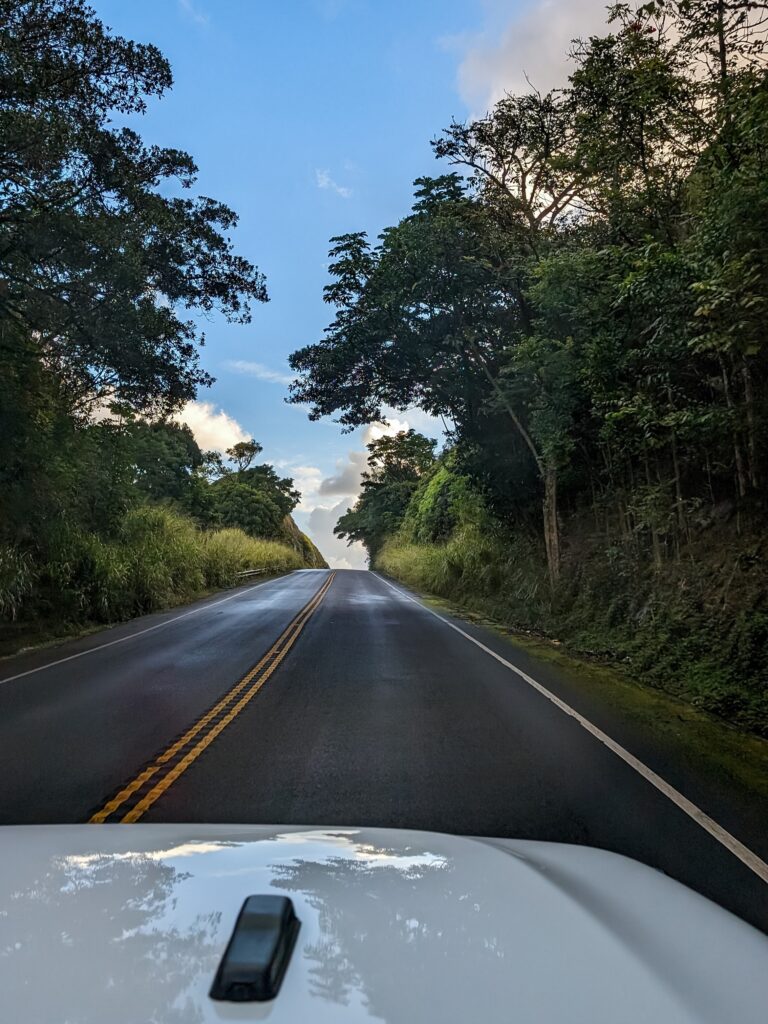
top-left (307, 500), bottom-right (368, 570)
top-left (226, 360), bottom-right (295, 386)
top-left (289, 465), bottom-right (325, 512)
top-left (315, 168), bottom-right (353, 199)
top-left (178, 0), bottom-right (209, 26)
top-left (172, 400), bottom-right (248, 452)
top-left (453, 0), bottom-right (611, 111)
top-left (318, 450), bottom-right (367, 497)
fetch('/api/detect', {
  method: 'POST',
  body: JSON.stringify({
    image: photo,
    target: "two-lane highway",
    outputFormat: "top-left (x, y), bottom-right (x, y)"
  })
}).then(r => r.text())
top-left (1, 568), bottom-right (767, 934)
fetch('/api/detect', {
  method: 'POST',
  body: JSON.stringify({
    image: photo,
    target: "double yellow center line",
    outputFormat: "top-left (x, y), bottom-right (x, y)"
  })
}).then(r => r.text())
top-left (89, 572), bottom-right (335, 824)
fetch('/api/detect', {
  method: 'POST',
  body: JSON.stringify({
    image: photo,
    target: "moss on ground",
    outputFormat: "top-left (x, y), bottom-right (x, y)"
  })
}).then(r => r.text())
top-left (413, 588), bottom-right (768, 804)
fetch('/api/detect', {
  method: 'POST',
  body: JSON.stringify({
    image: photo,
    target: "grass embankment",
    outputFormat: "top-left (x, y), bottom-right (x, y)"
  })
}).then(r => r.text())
top-left (0, 507), bottom-right (310, 655)
top-left (377, 524), bottom-right (768, 738)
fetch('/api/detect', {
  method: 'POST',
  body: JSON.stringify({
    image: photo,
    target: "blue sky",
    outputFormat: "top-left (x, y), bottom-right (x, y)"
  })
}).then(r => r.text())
top-left (91, 0), bottom-right (605, 566)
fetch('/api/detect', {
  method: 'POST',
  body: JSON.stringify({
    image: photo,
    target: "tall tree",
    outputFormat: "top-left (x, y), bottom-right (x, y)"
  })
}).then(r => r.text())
top-left (0, 0), bottom-right (267, 416)
top-left (335, 431), bottom-right (436, 559)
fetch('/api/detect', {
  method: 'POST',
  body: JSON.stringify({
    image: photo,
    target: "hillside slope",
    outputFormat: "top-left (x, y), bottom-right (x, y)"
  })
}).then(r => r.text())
top-left (280, 515), bottom-right (329, 569)
top-left (374, 459), bottom-right (768, 738)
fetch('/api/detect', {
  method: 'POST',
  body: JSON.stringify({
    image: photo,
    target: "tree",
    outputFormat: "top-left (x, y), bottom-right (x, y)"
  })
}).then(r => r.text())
top-left (213, 483), bottom-right (284, 539)
top-left (290, 176), bottom-right (571, 581)
top-left (335, 431), bottom-right (437, 559)
top-left (433, 89), bottom-right (583, 234)
top-left (225, 439), bottom-right (263, 475)
top-left (209, 441), bottom-right (300, 537)
top-left (0, 0), bottom-right (267, 416)
top-left (129, 421), bottom-right (205, 505)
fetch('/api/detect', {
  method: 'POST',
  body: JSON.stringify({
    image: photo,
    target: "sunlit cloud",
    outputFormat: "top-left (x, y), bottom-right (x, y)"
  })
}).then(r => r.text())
top-left (172, 400), bottom-right (248, 452)
top-left (447, 0), bottom-right (609, 112)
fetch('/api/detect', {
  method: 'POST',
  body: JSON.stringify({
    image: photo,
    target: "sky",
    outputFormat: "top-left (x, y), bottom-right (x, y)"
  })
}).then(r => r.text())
top-left (91, 0), bottom-right (610, 567)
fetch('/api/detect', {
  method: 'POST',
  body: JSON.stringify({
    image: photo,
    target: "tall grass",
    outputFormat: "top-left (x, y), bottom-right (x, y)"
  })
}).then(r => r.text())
top-left (7, 507), bottom-right (306, 628)
top-left (377, 525), bottom-right (547, 621)
top-left (201, 528), bottom-right (304, 588)
top-left (0, 546), bottom-right (36, 620)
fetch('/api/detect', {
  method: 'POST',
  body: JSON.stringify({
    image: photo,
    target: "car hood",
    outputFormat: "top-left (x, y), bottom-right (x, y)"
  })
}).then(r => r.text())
top-left (0, 824), bottom-right (765, 1024)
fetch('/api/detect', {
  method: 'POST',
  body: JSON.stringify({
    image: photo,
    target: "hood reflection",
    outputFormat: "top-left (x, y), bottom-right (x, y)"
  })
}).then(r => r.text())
top-left (0, 848), bottom-right (219, 1024)
top-left (271, 839), bottom-right (507, 1022)
top-left (1, 825), bottom-right (729, 1024)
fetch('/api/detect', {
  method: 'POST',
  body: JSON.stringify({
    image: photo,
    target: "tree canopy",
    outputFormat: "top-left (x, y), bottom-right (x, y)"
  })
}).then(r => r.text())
top-left (1, 0), bottom-right (267, 416)
top-left (335, 430), bottom-right (437, 558)
top-left (291, 1), bottom-right (768, 583)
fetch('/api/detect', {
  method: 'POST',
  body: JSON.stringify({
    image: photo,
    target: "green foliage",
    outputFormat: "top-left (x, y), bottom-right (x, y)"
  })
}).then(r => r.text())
top-left (0, 0), bottom-right (267, 416)
top-left (401, 464), bottom-right (482, 544)
top-left (212, 482), bottom-right (284, 539)
top-left (9, 507), bottom-right (305, 628)
top-left (335, 430), bottom-right (437, 558)
top-left (129, 421), bottom-right (207, 508)
top-left (0, 547), bottom-right (36, 620)
top-left (0, 1), bottom-right (316, 642)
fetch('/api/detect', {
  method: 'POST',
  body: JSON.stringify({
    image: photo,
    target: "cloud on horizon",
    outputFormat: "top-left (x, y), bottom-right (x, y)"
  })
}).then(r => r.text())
top-left (307, 499), bottom-right (367, 570)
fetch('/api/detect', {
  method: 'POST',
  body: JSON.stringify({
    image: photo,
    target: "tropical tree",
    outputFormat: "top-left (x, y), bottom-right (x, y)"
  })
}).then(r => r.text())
top-left (335, 431), bottom-right (436, 559)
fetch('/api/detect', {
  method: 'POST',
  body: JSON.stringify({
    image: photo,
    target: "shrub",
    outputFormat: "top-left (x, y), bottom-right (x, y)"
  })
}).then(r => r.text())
top-left (2, 508), bottom-right (308, 629)
top-left (0, 546), bottom-right (36, 620)
top-left (201, 528), bottom-right (303, 587)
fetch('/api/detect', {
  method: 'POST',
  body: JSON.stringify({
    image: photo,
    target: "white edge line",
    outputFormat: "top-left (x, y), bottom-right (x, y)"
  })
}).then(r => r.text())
top-left (0, 571), bottom-right (312, 687)
top-left (372, 572), bottom-right (768, 886)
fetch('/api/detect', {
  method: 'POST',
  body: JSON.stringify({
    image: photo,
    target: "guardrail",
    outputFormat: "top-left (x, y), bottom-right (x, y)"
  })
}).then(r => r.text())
top-left (235, 568), bottom-right (268, 579)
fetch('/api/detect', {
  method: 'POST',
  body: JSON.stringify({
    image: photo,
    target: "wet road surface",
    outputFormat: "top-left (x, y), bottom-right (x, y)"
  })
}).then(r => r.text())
top-left (1, 568), bottom-right (766, 933)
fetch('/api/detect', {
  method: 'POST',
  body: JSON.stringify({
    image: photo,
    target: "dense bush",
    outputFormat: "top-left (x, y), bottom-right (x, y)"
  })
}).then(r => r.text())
top-left (11, 508), bottom-right (305, 628)
top-left (378, 497), bottom-right (768, 736)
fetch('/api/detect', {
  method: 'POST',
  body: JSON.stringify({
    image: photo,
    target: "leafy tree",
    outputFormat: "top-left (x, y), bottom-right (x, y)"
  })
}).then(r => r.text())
top-left (129, 421), bottom-right (205, 505)
top-left (235, 464), bottom-right (300, 518)
top-left (209, 445), bottom-right (299, 537)
top-left (0, 0), bottom-right (267, 417)
top-left (225, 439), bottom-right (264, 475)
top-left (290, 176), bottom-right (570, 580)
top-left (213, 483), bottom-right (284, 539)
top-left (335, 430), bottom-right (436, 559)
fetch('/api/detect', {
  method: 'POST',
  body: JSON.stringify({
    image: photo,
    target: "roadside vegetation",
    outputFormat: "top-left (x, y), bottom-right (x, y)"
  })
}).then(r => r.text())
top-left (0, 2), bottom-right (324, 647)
top-left (291, 3), bottom-right (768, 736)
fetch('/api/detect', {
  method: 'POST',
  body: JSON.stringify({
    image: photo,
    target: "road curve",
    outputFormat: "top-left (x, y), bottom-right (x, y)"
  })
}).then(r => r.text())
top-left (0, 568), bottom-right (766, 934)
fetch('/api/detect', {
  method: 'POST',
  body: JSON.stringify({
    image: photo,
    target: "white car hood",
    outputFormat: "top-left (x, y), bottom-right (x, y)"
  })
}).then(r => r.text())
top-left (0, 824), bottom-right (765, 1024)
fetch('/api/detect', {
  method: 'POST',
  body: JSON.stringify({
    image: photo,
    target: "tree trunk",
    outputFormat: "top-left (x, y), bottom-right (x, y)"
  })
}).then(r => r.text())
top-left (669, 428), bottom-right (686, 538)
top-left (543, 463), bottom-right (560, 586)
top-left (643, 446), bottom-right (663, 570)
top-left (742, 357), bottom-right (758, 490)
top-left (720, 355), bottom-right (747, 498)
top-left (665, 387), bottom-right (687, 541)
top-left (469, 341), bottom-right (561, 586)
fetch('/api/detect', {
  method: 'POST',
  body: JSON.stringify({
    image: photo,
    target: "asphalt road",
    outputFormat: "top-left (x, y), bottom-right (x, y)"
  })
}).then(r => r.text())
top-left (1, 568), bottom-right (767, 933)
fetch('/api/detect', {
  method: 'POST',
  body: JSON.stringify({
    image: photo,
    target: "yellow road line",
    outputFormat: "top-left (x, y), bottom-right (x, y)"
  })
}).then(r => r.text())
top-left (88, 572), bottom-right (335, 824)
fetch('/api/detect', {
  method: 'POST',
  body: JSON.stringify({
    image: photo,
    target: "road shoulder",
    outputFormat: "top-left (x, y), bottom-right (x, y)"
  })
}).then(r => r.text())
top-left (374, 573), bottom-right (768, 859)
